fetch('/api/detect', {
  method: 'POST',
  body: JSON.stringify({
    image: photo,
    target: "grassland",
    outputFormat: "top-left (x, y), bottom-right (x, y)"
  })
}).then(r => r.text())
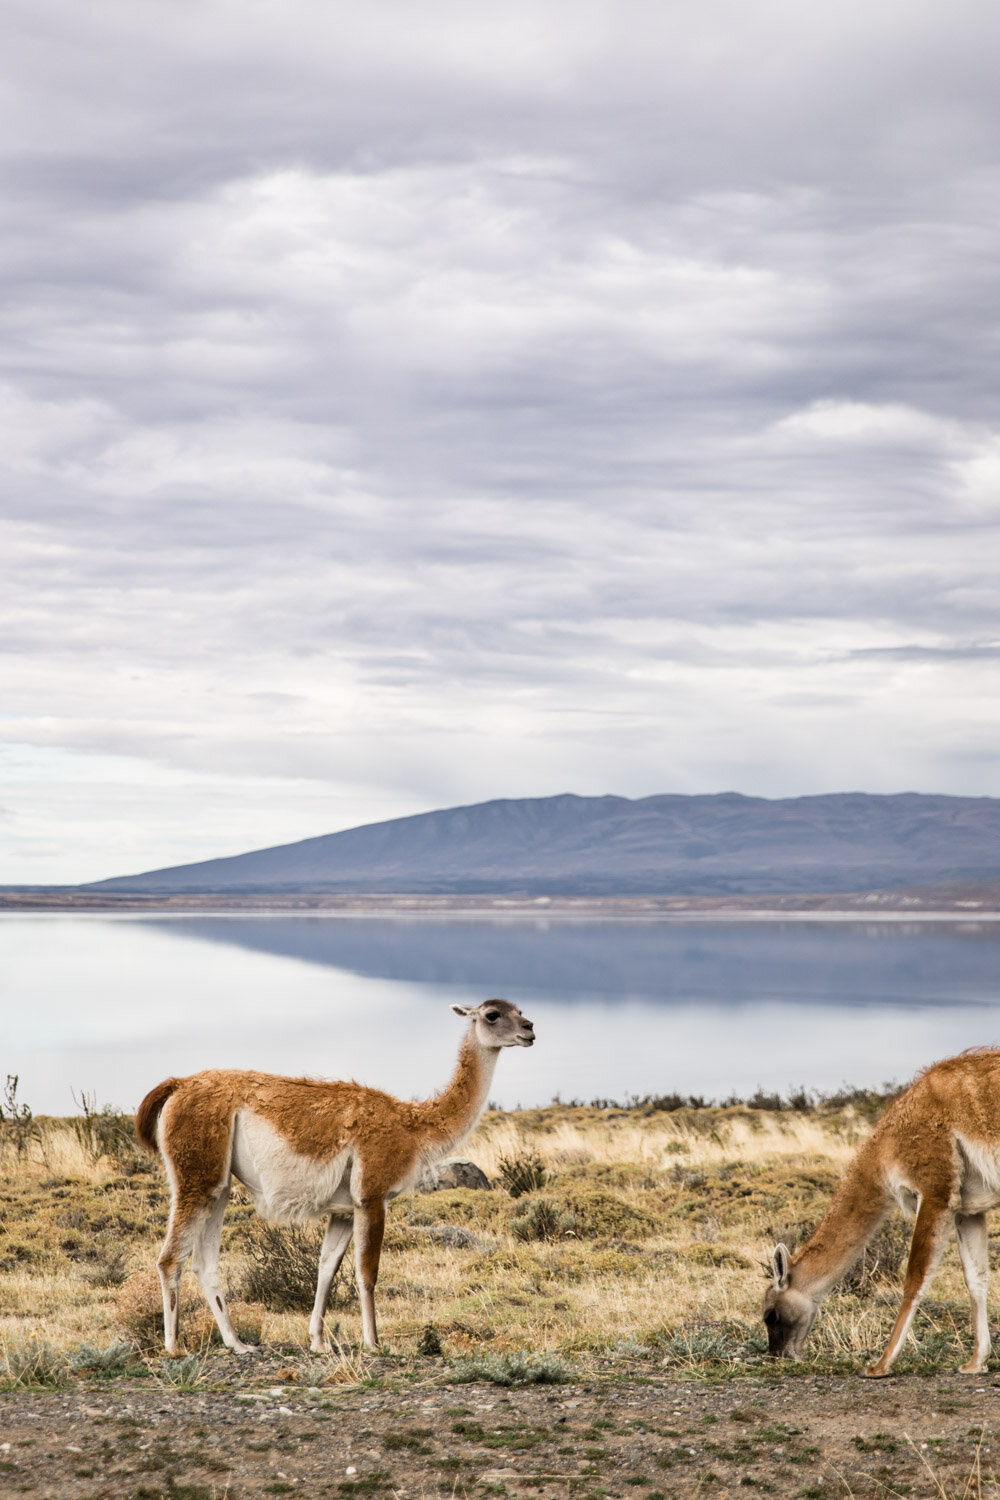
top-left (8, 1093), bottom-right (1000, 1498)
top-left (0, 1090), bottom-right (984, 1380)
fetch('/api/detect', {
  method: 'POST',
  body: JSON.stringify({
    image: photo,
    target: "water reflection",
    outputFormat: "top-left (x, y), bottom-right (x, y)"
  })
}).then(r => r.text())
top-left (147, 914), bottom-right (1000, 1007)
top-left (2, 914), bottom-right (999, 1115)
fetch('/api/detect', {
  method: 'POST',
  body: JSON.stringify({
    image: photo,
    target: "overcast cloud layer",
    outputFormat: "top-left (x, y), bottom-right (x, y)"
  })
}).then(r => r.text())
top-left (3, 0), bottom-right (1000, 883)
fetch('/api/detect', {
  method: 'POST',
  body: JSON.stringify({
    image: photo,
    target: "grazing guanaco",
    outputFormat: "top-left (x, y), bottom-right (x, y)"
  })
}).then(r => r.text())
top-left (136, 999), bottom-right (535, 1354)
top-left (764, 1048), bottom-right (1000, 1376)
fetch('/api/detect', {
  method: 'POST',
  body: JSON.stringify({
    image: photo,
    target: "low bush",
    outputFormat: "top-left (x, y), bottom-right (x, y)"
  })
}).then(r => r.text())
top-left (238, 1218), bottom-right (356, 1312)
top-left (68, 1338), bottom-right (136, 1373)
top-left (496, 1149), bottom-right (547, 1199)
top-left (657, 1319), bottom-right (767, 1367)
top-left (681, 1244), bottom-right (753, 1269)
top-left (417, 1323), bottom-right (444, 1356)
top-left (448, 1350), bottom-right (574, 1386)
top-left (0, 1334), bottom-right (67, 1388)
top-left (72, 1090), bottom-right (146, 1172)
top-left (0, 1075), bottom-right (39, 1158)
top-left (557, 1188), bottom-right (658, 1240)
top-left (510, 1197), bottom-right (576, 1242)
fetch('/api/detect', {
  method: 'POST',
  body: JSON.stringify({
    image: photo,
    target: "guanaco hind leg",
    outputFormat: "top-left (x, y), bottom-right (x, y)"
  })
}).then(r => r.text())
top-left (309, 1214), bottom-right (354, 1353)
top-left (156, 1196), bottom-right (205, 1357)
top-left (954, 1211), bottom-right (991, 1374)
top-left (156, 1101), bottom-right (236, 1356)
top-left (864, 1197), bottom-right (952, 1378)
top-left (189, 1181), bottom-right (259, 1355)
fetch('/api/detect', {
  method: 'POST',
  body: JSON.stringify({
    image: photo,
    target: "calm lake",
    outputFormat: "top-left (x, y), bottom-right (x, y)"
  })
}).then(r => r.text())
top-left (3, 913), bottom-right (1000, 1116)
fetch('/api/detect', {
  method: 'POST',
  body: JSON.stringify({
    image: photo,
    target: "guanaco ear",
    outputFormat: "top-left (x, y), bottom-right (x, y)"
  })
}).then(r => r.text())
top-left (451, 1004), bottom-right (473, 1018)
top-left (771, 1243), bottom-right (791, 1290)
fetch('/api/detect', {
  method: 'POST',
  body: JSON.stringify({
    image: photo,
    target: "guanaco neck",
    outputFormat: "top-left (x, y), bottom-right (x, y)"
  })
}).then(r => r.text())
top-left (416, 1028), bottom-right (500, 1154)
top-left (792, 1140), bottom-right (893, 1298)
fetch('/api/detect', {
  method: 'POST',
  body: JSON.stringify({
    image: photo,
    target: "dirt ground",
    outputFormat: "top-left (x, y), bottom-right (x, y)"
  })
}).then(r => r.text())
top-left (2, 1355), bottom-right (1000, 1500)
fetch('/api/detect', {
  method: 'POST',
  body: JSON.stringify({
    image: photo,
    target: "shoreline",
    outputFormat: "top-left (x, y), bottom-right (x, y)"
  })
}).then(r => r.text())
top-left (2, 888), bottom-right (1000, 919)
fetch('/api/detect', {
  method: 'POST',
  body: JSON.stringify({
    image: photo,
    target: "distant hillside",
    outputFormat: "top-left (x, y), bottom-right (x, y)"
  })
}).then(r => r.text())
top-left (85, 791), bottom-right (1000, 896)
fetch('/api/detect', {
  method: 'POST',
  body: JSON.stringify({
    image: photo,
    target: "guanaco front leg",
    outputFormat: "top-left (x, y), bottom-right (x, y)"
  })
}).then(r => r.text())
top-left (864, 1197), bottom-right (952, 1378)
top-left (354, 1199), bottom-right (386, 1349)
top-left (954, 1211), bottom-right (991, 1374)
top-left (309, 1214), bottom-right (354, 1353)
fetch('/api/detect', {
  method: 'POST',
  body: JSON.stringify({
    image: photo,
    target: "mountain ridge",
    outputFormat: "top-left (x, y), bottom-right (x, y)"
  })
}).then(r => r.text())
top-left (84, 790), bottom-right (1000, 896)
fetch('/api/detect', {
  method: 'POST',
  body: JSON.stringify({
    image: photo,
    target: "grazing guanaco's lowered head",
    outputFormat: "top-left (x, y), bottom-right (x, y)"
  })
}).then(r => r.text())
top-left (451, 997), bottom-right (535, 1049)
top-left (762, 1244), bottom-right (819, 1359)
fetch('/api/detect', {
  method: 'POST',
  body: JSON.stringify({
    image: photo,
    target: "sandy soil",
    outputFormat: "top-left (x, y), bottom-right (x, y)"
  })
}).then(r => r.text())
top-left (2, 1358), bottom-right (999, 1499)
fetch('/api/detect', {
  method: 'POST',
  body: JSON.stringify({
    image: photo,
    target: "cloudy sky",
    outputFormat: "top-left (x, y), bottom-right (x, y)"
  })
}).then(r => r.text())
top-left (3, 0), bottom-right (1000, 884)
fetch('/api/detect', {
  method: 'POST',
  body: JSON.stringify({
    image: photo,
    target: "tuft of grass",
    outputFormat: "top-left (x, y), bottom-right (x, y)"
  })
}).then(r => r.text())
top-left (448, 1350), bottom-right (574, 1386)
top-left (158, 1352), bottom-right (207, 1390)
top-left (0, 1333), bottom-right (68, 1388)
top-left (299, 1339), bottom-right (371, 1387)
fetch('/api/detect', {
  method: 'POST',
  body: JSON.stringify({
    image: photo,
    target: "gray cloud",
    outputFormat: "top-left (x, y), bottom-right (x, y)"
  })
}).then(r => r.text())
top-left (2, 0), bottom-right (1000, 880)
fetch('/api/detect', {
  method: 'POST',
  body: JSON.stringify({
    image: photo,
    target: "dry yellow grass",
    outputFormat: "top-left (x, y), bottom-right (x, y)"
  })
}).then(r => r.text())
top-left (0, 1104), bottom-right (979, 1374)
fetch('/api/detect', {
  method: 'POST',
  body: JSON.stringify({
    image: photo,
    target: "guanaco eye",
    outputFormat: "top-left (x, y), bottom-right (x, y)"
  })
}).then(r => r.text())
top-left (485, 1011), bottom-right (500, 1022)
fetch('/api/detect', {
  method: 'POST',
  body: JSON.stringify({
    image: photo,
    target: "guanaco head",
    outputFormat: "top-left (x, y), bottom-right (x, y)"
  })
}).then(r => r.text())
top-left (762, 1243), bottom-right (818, 1359)
top-left (451, 998), bottom-right (535, 1049)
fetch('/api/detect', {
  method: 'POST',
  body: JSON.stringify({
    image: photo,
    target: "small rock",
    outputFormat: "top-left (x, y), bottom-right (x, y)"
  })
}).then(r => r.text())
top-left (418, 1158), bottom-right (491, 1191)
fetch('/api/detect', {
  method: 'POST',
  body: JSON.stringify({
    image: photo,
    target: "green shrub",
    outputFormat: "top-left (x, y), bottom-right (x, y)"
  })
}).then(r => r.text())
top-left (657, 1319), bottom-right (766, 1367)
top-left (497, 1150), bottom-right (547, 1199)
top-left (417, 1323), bottom-right (444, 1356)
top-left (448, 1350), bottom-right (574, 1386)
top-left (0, 1335), bottom-right (67, 1388)
top-left (68, 1338), bottom-right (136, 1372)
top-left (681, 1244), bottom-right (753, 1269)
top-left (510, 1197), bottom-right (576, 1243)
